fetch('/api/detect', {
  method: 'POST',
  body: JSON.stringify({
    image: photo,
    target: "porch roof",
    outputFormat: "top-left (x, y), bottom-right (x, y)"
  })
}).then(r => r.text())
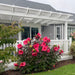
top-left (0, 3), bottom-right (73, 25)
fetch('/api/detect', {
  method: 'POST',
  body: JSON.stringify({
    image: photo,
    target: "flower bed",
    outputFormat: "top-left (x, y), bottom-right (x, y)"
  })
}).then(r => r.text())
top-left (14, 33), bottom-right (63, 74)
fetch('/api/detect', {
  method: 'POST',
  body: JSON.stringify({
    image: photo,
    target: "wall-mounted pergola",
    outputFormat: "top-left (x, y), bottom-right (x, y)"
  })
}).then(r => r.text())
top-left (0, 3), bottom-right (73, 40)
top-left (0, 3), bottom-right (73, 25)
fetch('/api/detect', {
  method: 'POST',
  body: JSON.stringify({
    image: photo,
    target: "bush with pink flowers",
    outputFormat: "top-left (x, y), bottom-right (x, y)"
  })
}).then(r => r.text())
top-left (14, 33), bottom-right (63, 74)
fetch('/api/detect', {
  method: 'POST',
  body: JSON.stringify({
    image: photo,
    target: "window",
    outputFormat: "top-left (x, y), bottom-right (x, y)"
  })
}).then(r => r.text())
top-left (31, 28), bottom-right (38, 38)
top-left (21, 27), bottom-right (30, 40)
top-left (21, 27), bottom-right (38, 40)
top-left (56, 26), bottom-right (61, 39)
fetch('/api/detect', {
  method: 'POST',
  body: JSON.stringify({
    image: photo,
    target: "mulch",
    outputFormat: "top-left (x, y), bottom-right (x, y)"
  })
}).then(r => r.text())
top-left (0, 59), bottom-right (75, 75)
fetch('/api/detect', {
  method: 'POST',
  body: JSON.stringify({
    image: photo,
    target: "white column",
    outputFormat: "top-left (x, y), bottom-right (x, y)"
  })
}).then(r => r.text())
top-left (18, 24), bottom-right (21, 40)
top-left (64, 22), bottom-right (68, 40)
top-left (62, 24), bottom-right (63, 39)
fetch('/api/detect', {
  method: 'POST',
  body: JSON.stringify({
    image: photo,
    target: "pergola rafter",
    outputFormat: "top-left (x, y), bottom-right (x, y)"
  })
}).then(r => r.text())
top-left (0, 3), bottom-right (73, 25)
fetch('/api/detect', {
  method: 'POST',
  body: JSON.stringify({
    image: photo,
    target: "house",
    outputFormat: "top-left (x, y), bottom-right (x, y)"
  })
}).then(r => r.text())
top-left (0, 0), bottom-right (74, 60)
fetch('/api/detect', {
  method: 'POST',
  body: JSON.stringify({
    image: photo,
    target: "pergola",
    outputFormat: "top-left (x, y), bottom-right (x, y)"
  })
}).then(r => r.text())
top-left (0, 3), bottom-right (73, 40)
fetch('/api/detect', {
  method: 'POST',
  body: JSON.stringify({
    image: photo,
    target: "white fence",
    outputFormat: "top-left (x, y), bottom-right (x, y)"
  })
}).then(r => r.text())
top-left (15, 38), bottom-right (72, 53)
top-left (0, 38), bottom-right (72, 54)
top-left (50, 38), bottom-right (72, 53)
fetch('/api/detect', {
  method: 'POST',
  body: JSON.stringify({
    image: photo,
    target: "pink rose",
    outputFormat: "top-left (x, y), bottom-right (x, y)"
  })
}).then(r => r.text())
top-left (41, 42), bottom-right (46, 46)
top-left (59, 50), bottom-right (63, 54)
top-left (27, 37), bottom-right (31, 42)
top-left (53, 65), bottom-right (55, 68)
top-left (43, 36), bottom-right (48, 42)
top-left (20, 62), bottom-right (26, 67)
top-left (14, 63), bottom-right (18, 67)
top-left (47, 49), bottom-right (50, 53)
top-left (37, 33), bottom-right (41, 37)
top-left (18, 50), bottom-right (23, 55)
top-left (23, 39), bottom-right (28, 45)
top-left (58, 45), bottom-right (60, 50)
top-left (32, 52), bottom-right (37, 56)
top-left (54, 47), bottom-right (58, 52)
top-left (17, 44), bottom-right (22, 49)
top-left (42, 46), bottom-right (47, 51)
top-left (33, 43), bottom-right (39, 49)
top-left (47, 38), bottom-right (51, 43)
top-left (0, 60), bottom-right (3, 63)
top-left (35, 48), bottom-right (39, 53)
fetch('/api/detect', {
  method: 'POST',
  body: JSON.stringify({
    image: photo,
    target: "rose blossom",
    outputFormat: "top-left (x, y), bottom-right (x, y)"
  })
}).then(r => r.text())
top-left (42, 46), bottom-right (47, 51)
top-left (20, 62), bottom-right (26, 67)
top-left (18, 50), bottom-right (23, 55)
top-left (58, 45), bottom-right (60, 50)
top-left (0, 60), bottom-right (3, 63)
top-left (54, 47), bottom-right (58, 51)
top-left (37, 33), bottom-right (41, 37)
top-left (17, 44), bottom-right (22, 49)
top-left (35, 48), bottom-right (39, 53)
top-left (41, 42), bottom-right (46, 46)
top-left (23, 39), bottom-right (28, 45)
top-left (47, 38), bottom-right (51, 43)
top-left (14, 63), bottom-right (18, 67)
top-left (27, 37), bottom-right (31, 42)
top-left (43, 36), bottom-right (48, 42)
top-left (33, 43), bottom-right (39, 49)
top-left (32, 52), bottom-right (37, 56)
top-left (47, 49), bottom-right (50, 53)
top-left (59, 50), bottom-right (63, 54)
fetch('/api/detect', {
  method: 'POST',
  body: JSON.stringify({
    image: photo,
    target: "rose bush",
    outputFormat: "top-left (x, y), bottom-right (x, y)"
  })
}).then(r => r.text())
top-left (14, 33), bottom-right (63, 74)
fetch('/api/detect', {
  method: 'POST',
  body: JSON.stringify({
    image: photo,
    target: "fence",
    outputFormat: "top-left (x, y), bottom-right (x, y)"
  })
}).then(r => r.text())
top-left (0, 38), bottom-right (72, 54)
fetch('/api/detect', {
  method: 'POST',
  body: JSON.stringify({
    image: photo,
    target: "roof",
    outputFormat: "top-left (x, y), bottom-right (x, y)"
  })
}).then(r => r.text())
top-left (0, 0), bottom-right (56, 11)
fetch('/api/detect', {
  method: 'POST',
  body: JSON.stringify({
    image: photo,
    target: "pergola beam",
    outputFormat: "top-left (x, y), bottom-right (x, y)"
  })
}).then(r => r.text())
top-left (34, 19), bottom-right (42, 24)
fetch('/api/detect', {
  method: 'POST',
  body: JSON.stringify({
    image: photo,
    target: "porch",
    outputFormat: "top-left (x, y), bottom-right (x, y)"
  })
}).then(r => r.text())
top-left (0, 3), bottom-right (73, 60)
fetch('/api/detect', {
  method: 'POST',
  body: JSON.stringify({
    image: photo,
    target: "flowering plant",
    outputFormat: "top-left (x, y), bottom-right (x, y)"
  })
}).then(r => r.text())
top-left (14, 33), bottom-right (63, 73)
top-left (71, 32), bottom-right (75, 41)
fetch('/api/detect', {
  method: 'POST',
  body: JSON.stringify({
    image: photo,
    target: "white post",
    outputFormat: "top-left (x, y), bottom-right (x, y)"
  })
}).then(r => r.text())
top-left (62, 24), bottom-right (63, 39)
top-left (64, 22), bottom-right (68, 40)
top-left (64, 22), bottom-right (68, 53)
top-left (69, 37), bottom-right (72, 46)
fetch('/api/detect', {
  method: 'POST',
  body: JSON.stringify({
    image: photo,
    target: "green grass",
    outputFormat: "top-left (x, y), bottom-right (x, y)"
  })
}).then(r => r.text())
top-left (25, 64), bottom-right (75, 75)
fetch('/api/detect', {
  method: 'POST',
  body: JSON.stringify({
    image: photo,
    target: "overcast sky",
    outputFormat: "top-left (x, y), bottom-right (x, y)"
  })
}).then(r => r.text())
top-left (29, 0), bottom-right (75, 13)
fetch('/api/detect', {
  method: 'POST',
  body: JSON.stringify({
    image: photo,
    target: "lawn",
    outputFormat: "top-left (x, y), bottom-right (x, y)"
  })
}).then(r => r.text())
top-left (26, 64), bottom-right (75, 75)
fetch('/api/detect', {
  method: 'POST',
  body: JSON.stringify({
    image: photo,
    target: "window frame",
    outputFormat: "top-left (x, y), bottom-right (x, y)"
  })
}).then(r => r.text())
top-left (56, 26), bottom-right (61, 39)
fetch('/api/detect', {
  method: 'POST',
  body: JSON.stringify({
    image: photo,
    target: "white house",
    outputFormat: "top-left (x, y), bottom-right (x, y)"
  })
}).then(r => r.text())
top-left (0, 0), bottom-right (74, 60)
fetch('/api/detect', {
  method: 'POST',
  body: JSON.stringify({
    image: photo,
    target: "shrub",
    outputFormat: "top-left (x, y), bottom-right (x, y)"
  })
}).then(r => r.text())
top-left (70, 41), bottom-right (75, 56)
top-left (14, 33), bottom-right (63, 74)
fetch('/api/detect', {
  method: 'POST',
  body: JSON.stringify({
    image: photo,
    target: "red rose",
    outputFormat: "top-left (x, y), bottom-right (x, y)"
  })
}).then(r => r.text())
top-left (59, 50), bottom-right (63, 54)
top-left (47, 49), bottom-right (50, 53)
top-left (43, 36), bottom-right (48, 42)
top-left (23, 39), bottom-right (28, 45)
top-left (33, 43), bottom-right (39, 49)
top-left (54, 47), bottom-right (58, 52)
top-left (17, 44), bottom-right (22, 49)
top-left (20, 62), bottom-right (26, 67)
top-left (42, 46), bottom-right (47, 51)
top-left (18, 50), bottom-right (23, 55)
top-left (37, 33), bottom-right (41, 37)
top-left (53, 65), bottom-right (55, 68)
top-left (41, 42), bottom-right (46, 46)
top-left (14, 63), bottom-right (18, 67)
top-left (32, 52), bottom-right (37, 56)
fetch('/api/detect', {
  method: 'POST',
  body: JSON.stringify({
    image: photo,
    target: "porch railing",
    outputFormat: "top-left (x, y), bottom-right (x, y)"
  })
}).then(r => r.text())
top-left (0, 38), bottom-right (72, 54)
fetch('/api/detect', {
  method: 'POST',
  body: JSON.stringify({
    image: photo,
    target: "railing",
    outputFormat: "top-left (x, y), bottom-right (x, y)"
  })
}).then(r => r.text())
top-left (0, 38), bottom-right (72, 54)
top-left (50, 38), bottom-right (72, 53)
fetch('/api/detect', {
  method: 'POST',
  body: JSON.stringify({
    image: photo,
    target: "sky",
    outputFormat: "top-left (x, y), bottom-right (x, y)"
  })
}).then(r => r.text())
top-left (29, 0), bottom-right (75, 13)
